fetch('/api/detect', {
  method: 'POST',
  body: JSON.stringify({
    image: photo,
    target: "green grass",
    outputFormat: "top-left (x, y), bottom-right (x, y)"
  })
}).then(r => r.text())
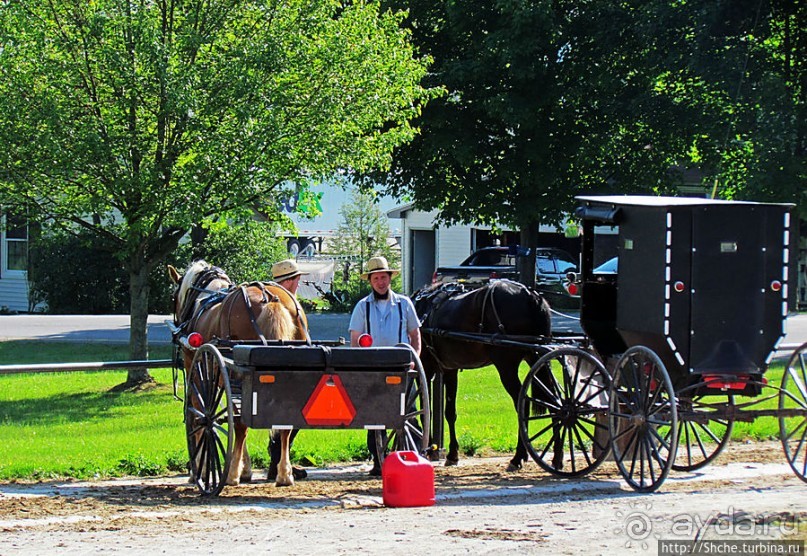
top-left (0, 341), bottom-right (529, 479)
top-left (0, 341), bottom-right (792, 480)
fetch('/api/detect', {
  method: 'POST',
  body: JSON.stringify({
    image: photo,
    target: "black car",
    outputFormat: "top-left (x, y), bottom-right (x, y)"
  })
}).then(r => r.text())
top-left (435, 246), bottom-right (580, 309)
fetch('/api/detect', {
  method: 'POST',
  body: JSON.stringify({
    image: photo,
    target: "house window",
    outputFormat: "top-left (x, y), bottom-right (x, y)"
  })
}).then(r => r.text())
top-left (3, 214), bottom-right (28, 275)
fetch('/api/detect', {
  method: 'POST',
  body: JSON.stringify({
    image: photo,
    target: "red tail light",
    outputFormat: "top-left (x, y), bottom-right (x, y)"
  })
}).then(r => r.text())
top-left (489, 271), bottom-right (500, 279)
top-left (567, 283), bottom-right (579, 296)
top-left (704, 374), bottom-right (749, 391)
top-left (187, 332), bottom-right (204, 348)
top-left (358, 333), bottom-right (373, 348)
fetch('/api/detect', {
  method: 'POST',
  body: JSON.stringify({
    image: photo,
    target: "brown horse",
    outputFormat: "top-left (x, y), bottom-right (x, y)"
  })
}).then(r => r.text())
top-left (168, 259), bottom-right (309, 487)
top-left (414, 279), bottom-right (552, 471)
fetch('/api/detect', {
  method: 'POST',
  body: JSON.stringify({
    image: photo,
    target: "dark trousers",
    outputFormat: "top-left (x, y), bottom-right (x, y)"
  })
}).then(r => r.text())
top-left (367, 430), bottom-right (386, 468)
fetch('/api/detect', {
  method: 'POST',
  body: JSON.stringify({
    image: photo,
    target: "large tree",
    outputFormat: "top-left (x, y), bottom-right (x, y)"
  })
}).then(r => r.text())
top-left (374, 0), bottom-right (804, 283)
top-left (0, 0), bottom-right (433, 384)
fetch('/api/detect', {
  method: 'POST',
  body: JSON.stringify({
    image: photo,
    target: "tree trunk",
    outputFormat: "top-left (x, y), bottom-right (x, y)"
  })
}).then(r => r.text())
top-left (519, 224), bottom-right (538, 288)
top-left (126, 262), bottom-right (154, 386)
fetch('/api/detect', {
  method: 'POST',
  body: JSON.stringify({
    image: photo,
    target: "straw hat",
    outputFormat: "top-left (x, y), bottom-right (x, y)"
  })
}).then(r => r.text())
top-left (360, 256), bottom-right (399, 280)
top-left (271, 259), bottom-right (309, 282)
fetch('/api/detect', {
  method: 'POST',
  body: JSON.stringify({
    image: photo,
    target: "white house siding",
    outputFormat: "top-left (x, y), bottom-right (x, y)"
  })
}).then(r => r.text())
top-left (389, 204), bottom-right (515, 293)
top-left (0, 276), bottom-right (29, 312)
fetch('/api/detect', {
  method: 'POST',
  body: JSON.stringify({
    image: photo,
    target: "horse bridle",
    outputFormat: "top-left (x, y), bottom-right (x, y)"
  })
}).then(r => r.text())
top-left (173, 266), bottom-right (232, 335)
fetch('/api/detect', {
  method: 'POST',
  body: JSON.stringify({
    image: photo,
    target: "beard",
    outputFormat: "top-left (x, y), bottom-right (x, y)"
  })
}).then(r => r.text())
top-left (372, 290), bottom-right (390, 300)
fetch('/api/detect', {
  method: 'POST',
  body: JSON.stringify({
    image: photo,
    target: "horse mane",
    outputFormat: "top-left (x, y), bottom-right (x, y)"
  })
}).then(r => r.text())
top-left (177, 260), bottom-right (212, 309)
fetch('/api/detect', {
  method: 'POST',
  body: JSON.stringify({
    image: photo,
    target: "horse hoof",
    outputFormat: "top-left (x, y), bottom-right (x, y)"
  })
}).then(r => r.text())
top-left (444, 458), bottom-right (459, 467)
top-left (275, 478), bottom-right (294, 487)
top-left (506, 462), bottom-right (523, 472)
top-left (240, 474), bottom-right (253, 484)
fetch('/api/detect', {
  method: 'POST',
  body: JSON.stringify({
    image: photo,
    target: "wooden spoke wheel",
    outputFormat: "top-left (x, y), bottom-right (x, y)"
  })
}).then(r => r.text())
top-left (780, 342), bottom-right (807, 483)
top-left (185, 344), bottom-right (234, 496)
top-left (609, 346), bottom-right (678, 493)
top-left (670, 393), bottom-right (734, 472)
top-left (376, 362), bottom-right (431, 466)
top-left (517, 347), bottom-right (611, 477)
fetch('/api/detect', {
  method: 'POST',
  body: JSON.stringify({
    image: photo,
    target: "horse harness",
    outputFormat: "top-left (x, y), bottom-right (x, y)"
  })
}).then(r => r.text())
top-left (174, 268), bottom-right (310, 345)
top-left (229, 281), bottom-right (311, 345)
top-left (418, 280), bottom-right (532, 370)
top-left (173, 266), bottom-right (232, 341)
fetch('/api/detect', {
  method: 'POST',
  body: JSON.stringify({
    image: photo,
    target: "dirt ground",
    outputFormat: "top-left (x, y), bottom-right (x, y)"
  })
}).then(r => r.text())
top-left (1, 441), bottom-right (805, 555)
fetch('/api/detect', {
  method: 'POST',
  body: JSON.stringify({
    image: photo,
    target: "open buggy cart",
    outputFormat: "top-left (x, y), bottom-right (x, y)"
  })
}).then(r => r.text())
top-left (178, 340), bottom-right (430, 496)
top-left (516, 195), bottom-right (807, 492)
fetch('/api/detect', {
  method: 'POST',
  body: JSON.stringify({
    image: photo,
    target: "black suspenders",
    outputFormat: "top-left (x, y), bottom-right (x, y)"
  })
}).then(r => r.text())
top-left (365, 296), bottom-right (404, 342)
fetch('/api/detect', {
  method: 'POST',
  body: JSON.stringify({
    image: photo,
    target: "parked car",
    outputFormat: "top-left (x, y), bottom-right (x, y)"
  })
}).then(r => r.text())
top-left (431, 246), bottom-right (581, 309)
top-left (593, 257), bottom-right (618, 274)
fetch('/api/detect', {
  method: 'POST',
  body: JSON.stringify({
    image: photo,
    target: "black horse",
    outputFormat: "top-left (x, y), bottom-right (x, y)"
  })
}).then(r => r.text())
top-left (414, 279), bottom-right (552, 471)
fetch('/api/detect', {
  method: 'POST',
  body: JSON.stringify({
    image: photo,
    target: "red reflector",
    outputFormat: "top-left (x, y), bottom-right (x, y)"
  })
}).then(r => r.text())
top-left (770, 280), bottom-right (782, 292)
top-left (673, 281), bottom-right (686, 293)
top-left (567, 283), bottom-right (579, 296)
top-left (489, 271), bottom-right (499, 279)
top-left (358, 333), bottom-right (373, 347)
top-left (302, 374), bottom-right (357, 426)
top-left (187, 332), bottom-right (204, 348)
top-left (704, 374), bottom-right (749, 390)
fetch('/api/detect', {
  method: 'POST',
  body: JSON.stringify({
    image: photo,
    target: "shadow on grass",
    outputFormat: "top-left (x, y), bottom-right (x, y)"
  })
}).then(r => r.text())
top-left (0, 384), bottom-right (174, 426)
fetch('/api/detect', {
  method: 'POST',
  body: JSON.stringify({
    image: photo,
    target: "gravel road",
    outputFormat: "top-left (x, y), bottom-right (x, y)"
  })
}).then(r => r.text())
top-left (1, 441), bottom-right (804, 555)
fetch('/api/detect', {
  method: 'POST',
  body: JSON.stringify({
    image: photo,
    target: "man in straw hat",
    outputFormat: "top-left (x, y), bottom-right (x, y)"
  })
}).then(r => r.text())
top-left (271, 258), bottom-right (308, 295)
top-left (267, 258), bottom-right (310, 481)
top-left (349, 255), bottom-right (421, 476)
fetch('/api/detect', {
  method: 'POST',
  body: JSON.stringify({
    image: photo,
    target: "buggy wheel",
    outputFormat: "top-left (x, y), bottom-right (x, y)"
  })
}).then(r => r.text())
top-left (376, 359), bottom-right (431, 466)
top-left (779, 342), bottom-right (807, 483)
top-left (518, 347), bottom-right (611, 477)
top-left (185, 344), bottom-right (234, 496)
top-left (609, 346), bottom-right (678, 492)
top-left (671, 394), bottom-right (734, 472)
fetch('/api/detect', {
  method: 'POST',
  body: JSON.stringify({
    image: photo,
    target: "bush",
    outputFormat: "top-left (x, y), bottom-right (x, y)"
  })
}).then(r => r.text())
top-left (29, 228), bottom-right (174, 314)
top-left (28, 220), bottom-right (289, 315)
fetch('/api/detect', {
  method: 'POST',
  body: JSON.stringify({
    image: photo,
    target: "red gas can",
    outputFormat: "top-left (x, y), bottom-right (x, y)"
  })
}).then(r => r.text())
top-left (382, 451), bottom-right (435, 507)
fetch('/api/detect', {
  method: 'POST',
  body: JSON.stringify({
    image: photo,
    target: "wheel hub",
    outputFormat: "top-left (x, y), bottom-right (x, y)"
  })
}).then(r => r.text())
top-left (630, 412), bottom-right (647, 428)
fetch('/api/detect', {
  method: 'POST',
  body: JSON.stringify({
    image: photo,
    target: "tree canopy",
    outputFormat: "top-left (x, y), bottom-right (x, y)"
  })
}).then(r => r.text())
top-left (0, 0), bottom-right (434, 382)
top-left (373, 0), bottom-right (805, 282)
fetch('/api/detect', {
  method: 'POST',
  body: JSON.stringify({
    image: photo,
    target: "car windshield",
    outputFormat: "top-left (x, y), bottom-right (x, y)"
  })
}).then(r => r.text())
top-left (593, 257), bottom-right (618, 274)
top-left (462, 250), bottom-right (513, 266)
top-left (536, 250), bottom-right (577, 276)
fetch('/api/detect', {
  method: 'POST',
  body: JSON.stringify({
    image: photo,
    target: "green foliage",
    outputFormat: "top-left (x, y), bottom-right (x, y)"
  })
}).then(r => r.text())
top-left (373, 0), bottom-right (805, 233)
top-left (330, 186), bottom-right (400, 265)
top-left (118, 453), bottom-right (163, 477)
top-left (327, 184), bottom-right (404, 310)
top-left (29, 227), bottom-right (177, 314)
top-left (186, 219), bottom-right (288, 284)
top-left (0, 0), bottom-right (434, 363)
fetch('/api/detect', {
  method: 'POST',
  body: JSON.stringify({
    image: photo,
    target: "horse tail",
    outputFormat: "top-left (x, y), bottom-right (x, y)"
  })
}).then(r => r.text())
top-left (256, 301), bottom-right (297, 341)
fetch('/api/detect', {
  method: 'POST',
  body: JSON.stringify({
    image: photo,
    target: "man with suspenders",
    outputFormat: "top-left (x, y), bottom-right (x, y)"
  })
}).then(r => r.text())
top-left (348, 256), bottom-right (422, 476)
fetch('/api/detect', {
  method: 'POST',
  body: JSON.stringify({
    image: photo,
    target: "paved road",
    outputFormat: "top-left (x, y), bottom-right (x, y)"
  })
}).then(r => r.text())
top-left (0, 311), bottom-right (804, 349)
top-left (0, 311), bottom-right (583, 344)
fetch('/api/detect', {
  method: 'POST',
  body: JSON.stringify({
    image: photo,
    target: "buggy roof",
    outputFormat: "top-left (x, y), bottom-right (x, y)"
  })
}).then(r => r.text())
top-left (576, 195), bottom-right (793, 208)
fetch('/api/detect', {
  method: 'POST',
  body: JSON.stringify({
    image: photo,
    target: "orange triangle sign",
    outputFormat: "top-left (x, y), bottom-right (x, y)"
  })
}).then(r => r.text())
top-left (302, 374), bottom-right (357, 426)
